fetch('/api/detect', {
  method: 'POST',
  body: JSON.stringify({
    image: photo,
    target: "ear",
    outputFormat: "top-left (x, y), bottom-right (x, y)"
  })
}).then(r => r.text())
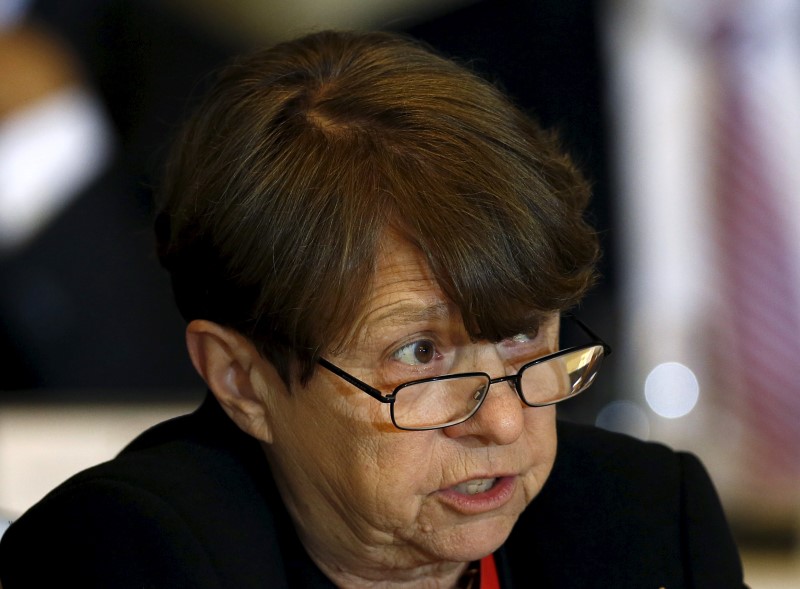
top-left (186, 320), bottom-right (281, 444)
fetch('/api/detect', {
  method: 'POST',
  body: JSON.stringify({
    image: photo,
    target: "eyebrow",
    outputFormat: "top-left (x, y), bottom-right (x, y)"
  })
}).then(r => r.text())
top-left (331, 301), bottom-right (458, 356)
top-left (365, 301), bottom-right (454, 327)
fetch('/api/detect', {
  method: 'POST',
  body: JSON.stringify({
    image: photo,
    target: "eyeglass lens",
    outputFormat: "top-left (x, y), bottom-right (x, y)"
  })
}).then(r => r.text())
top-left (391, 344), bottom-right (605, 430)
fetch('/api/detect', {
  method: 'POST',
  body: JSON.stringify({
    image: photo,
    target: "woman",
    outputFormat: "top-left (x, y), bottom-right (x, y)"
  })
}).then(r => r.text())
top-left (0, 31), bottom-right (744, 588)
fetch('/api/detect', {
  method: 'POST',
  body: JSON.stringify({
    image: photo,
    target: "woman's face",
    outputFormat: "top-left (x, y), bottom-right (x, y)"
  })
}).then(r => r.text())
top-left (259, 232), bottom-right (558, 576)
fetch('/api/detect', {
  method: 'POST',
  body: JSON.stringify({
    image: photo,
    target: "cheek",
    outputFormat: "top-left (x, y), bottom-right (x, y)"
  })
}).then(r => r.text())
top-left (337, 421), bottom-right (444, 532)
top-left (519, 406), bottom-right (558, 500)
top-left (287, 377), bottom-right (436, 507)
top-left (523, 404), bottom-right (557, 440)
top-left (307, 430), bottom-right (439, 544)
top-left (350, 439), bottom-right (436, 533)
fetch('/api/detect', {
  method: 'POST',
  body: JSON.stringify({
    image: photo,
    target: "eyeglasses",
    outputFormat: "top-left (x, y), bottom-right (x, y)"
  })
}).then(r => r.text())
top-left (318, 316), bottom-right (611, 431)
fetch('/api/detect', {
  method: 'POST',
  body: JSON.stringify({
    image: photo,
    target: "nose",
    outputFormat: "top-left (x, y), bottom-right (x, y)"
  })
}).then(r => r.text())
top-left (443, 376), bottom-right (525, 445)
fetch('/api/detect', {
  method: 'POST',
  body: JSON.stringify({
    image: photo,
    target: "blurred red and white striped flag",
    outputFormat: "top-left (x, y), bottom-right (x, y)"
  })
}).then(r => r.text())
top-left (709, 4), bottom-right (800, 495)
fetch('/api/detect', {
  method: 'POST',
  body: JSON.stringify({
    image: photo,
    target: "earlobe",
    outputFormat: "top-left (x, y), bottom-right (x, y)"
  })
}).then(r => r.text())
top-left (185, 320), bottom-right (276, 444)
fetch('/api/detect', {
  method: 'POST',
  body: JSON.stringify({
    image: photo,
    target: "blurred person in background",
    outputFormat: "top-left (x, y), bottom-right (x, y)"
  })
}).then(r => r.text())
top-left (0, 0), bottom-right (231, 393)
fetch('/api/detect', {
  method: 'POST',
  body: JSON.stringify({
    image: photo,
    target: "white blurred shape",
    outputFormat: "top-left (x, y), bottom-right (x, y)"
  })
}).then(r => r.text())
top-left (0, 87), bottom-right (113, 251)
top-left (0, 0), bottom-right (29, 30)
top-left (595, 400), bottom-right (651, 440)
top-left (644, 361), bottom-right (700, 419)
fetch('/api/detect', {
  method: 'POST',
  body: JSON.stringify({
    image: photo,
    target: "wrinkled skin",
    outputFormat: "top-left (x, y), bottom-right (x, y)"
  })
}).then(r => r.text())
top-left (254, 232), bottom-right (559, 587)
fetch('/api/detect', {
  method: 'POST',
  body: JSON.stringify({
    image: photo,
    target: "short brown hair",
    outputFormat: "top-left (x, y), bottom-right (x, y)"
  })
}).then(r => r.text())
top-left (156, 30), bottom-right (599, 385)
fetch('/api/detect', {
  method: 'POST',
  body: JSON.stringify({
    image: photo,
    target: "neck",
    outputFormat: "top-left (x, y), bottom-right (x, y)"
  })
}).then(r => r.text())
top-left (312, 555), bottom-right (469, 589)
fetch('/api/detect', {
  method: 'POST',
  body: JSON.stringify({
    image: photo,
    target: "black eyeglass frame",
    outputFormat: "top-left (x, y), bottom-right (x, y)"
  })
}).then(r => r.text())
top-left (317, 315), bottom-right (612, 431)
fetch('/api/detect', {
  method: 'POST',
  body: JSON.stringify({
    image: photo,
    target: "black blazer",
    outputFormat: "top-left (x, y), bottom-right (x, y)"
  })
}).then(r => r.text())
top-left (0, 396), bottom-right (744, 588)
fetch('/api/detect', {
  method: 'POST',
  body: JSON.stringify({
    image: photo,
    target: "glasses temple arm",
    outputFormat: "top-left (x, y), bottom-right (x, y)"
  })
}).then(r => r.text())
top-left (317, 358), bottom-right (392, 403)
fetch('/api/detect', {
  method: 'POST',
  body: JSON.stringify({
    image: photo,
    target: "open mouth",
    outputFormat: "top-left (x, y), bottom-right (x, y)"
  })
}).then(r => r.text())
top-left (453, 478), bottom-right (497, 495)
top-left (438, 476), bottom-right (517, 515)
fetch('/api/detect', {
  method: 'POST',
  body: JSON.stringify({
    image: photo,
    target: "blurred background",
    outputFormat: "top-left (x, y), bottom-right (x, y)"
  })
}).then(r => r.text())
top-left (1, 0), bottom-right (798, 585)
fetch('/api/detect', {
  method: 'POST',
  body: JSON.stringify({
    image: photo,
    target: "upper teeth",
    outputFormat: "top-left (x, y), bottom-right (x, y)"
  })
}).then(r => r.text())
top-left (455, 478), bottom-right (496, 495)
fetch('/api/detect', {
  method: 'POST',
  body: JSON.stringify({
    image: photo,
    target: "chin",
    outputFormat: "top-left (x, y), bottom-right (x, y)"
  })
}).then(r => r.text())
top-left (429, 513), bottom-right (519, 563)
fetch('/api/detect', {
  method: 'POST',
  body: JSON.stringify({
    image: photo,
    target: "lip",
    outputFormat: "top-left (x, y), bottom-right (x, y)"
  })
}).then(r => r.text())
top-left (436, 475), bottom-right (518, 515)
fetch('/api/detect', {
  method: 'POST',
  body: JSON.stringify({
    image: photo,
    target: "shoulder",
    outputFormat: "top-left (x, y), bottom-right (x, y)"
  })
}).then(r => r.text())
top-left (0, 398), bottom-right (290, 589)
top-left (553, 419), bottom-right (689, 491)
top-left (533, 421), bottom-right (695, 543)
top-left (500, 421), bottom-right (744, 588)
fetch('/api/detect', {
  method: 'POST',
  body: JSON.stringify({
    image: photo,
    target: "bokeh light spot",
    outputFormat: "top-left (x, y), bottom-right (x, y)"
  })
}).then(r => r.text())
top-left (644, 362), bottom-right (699, 419)
top-left (595, 400), bottom-right (650, 439)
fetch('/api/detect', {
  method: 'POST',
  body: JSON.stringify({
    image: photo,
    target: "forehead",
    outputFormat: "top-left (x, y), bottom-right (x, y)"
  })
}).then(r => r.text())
top-left (369, 231), bottom-right (452, 318)
top-left (337, 231), bottom-right (457, 345)
top-left (331, 230), bottom-right (559, 360)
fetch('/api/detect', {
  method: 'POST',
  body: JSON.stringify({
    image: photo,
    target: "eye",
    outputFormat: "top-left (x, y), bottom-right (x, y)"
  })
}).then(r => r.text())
top-left (392, 339), bottom-right (438, 365)
top-left (498, 331), bottom-right (548, 365)
top-left (501, 332), bottom-right (539, 347)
